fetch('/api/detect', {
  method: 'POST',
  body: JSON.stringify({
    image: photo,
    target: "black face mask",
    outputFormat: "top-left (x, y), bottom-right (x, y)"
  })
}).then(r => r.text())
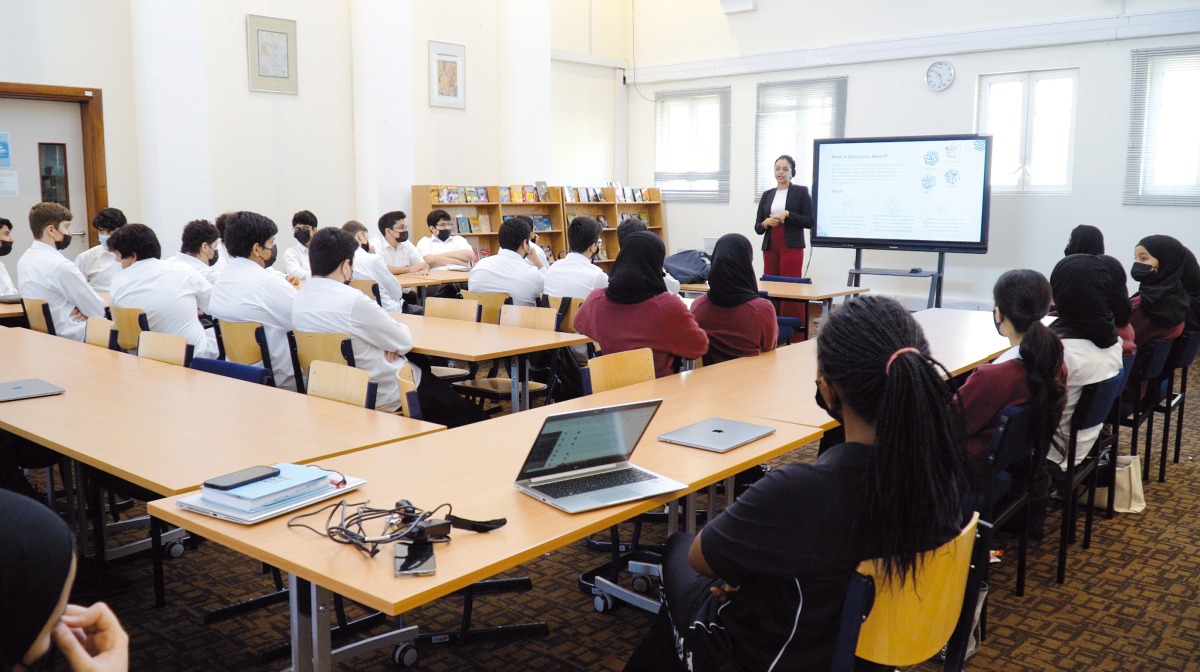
top-left (0, 240), bottom-right (12, 257)
top-left (361, 242), bottom-right (371, 253)
top-left (437, 229), bottom-right (451, 242)
top-left (814, 385), bottom-right (843, 424)
top-left (208, 248), bottom-right (220, 267)
top-left (1063, 244), bottom-right (1071, 257)
top-left (396, 232), bottom-right (409, 243)
top-left (993, 311), bottom-right (1004, 336)
top-left (1131, 262), bottom-right (1155, 282)
top-left (295, 228), bottom-right (312, 246)
top-left (55, 230), bottom-right (72, 251)
top-left (265, 244), bottom-right (279, 268)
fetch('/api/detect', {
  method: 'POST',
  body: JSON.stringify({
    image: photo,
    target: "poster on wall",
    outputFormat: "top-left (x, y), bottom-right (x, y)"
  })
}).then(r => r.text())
top-left (246, 15), bottom-right (298, 94)
top-left (0, 133), bottom-right (10, 168)
top-left (0, 171), bottom-right (19, 197)
top-left (428, 41), bottom-right (466, 109)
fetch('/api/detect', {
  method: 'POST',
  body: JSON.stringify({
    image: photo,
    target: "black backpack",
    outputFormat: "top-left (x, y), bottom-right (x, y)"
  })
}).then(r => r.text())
top-left (663, 250), bottom-right (711, 284)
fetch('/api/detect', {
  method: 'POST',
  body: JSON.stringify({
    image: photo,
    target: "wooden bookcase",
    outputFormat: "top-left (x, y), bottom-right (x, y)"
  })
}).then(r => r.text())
top-left (561, 187), bottom-right (666, 269)
top-left (410, 186), bottom-right (566, 261)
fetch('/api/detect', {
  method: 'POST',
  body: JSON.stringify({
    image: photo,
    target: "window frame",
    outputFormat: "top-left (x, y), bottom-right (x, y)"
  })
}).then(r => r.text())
top-left (1124, 46), bottom-right (1200, 206)
top-left (753, 76), bottom-right (848, 200)
top-left (654, 86), bottom-right (731, 204)
top-left (976, 68), bottom-right (1078, 194)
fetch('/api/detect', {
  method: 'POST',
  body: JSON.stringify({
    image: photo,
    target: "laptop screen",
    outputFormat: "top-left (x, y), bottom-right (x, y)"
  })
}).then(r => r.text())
top-left (516, 399), bottom-right (662, 481)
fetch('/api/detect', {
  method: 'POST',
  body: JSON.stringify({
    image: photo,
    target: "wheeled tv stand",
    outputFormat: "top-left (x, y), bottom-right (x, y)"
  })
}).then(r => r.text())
top-left (846, 249), bottom-right (945, 309)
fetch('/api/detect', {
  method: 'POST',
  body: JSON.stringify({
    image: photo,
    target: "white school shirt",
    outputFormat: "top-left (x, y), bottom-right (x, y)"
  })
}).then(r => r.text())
top-left (0, 259), bottom-right (16, 295)
top-left (292, 277), bottom-right (418, 413)
top-left (283, 244), bottom-right (311, 280)
top-left (415, 234), bottom-right (473, 271)
top-left (468, 249), bottom-right (546, 307)
top-left (208, 257), bottom-right (299, 391)
top-left (74, 244), bottom-right (121, 292)
top-left (213, 239), bottom-right (230, 273)
top-left (543, 252), bottom-right (609, 299)
top-left (664, 270), bottom-right (681, 295)
top-left (167, 251), bottom-right (220, 284)
top-left (109, 258), bottom-right (218, 360)
top-left (369, 235), bottom-right (422, 271)
top-left (17, 241), bottom-right (106, 342)
top-left (527, 243), bottom-right (549, 274)
top-left (1047, 338), bottom-right (1123, 467)
top-left (352, 247), bottom-right (406, 313)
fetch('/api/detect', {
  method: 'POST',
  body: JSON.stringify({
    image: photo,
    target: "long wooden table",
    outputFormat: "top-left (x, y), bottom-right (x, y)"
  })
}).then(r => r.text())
top-left (680, 281), bottom-right (868, 337)
top-left (394, 270), bottom-right (471, 301)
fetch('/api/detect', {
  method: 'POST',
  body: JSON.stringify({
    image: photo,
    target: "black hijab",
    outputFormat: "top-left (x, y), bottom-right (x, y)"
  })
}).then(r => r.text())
top-left (1136, 235), bottom-right (1190, 328)
top-left (707, 234), bottom-right (761, 308)
top-left (1064, 225), bottom-right (1104, 256)
top-left (1097, 254), bottom-right (1132, 329)
top-left (0, 490), bottom-right (75, 670)
top-left (1178, 247), bottom-right (1200, 331)
top-left (1049, 254), bottom-right (1118, 348)
top-left (605, 232), bottom-right (668, 305)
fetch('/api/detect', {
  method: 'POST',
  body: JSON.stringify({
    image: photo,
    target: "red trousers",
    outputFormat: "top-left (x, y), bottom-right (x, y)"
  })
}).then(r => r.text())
top-left (763, 225), bottom-right (807, 334)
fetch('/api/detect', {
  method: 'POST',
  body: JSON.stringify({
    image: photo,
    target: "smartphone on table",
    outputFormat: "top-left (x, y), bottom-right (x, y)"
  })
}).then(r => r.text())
top-left (394, 541), bottom-right (437, 577)
top-left (202, 465), bottom-right (280, 490)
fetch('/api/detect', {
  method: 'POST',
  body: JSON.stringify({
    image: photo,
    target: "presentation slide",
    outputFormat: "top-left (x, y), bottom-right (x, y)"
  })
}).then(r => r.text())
top-left (812, 135), bottom-right (990, 253)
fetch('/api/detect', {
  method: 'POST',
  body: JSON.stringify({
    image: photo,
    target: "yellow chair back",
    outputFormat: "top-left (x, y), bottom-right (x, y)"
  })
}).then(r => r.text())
top-left (85, 317), bottom-right (115, 349)
top-left (307, 359), bottom-right (373, 408)
top-left (459, 291), bottom-right (509, 325)
top-left (425, 297), bottom-right (480, 323)
top-left (587, 348), bottom-right (655, 394)
top-left (137, 331), bottom-right (190, 366)
top-left (111, 306), bottom-right (147, 351)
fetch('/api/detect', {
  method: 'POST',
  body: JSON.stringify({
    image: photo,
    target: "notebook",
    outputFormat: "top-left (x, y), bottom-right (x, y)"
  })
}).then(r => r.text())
top-left (0, 379), bottom-right (65, 403)
top-left (176, 476), bottom-right (366, 525)
top-left (514, 399), bottom-right (685, 514)
top-left (658, 418), bottom-right (776, 453)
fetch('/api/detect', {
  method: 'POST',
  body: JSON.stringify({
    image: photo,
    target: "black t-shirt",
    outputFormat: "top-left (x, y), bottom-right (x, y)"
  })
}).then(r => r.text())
top-left (698, 442), bottom-right (958, 672)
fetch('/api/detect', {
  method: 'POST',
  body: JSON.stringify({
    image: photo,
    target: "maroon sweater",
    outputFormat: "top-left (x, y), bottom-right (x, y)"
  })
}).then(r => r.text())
top-left (690, 295), bottom-right (778, 363)
top-left (575, 290), bottom-right (709, 378)
top-left (1130, 295), bottom-right (1183, 349)
top-left (956, 357), bottom-right (1032, 489)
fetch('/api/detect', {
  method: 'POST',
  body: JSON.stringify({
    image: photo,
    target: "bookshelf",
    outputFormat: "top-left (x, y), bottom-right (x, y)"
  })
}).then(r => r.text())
top-left (561, 187), bottom-right (666, 269)
top-left (410, 185), bottom-right (566, 261)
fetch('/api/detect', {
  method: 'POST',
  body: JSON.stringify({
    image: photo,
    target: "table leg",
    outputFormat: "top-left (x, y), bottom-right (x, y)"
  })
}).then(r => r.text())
top-left (509, 357), bottom-right (521, 411)
top-left (151, 517), bottom-right (164, 608)
top-left (289, 574), bottom-right (333, 672)
top-left (684, 492), bottom-right (698, 535)
top-left (521, 355), bottom-right (531, 410)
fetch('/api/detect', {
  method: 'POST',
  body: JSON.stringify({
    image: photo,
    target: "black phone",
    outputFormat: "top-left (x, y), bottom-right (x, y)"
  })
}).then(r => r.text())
top-left (394, 541), bottom-right (437, 577)
top-left (202, 465), bottom-right (280, 491)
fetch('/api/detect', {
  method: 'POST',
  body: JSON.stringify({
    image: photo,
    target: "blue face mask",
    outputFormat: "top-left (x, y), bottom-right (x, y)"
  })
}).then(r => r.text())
top-left (99, 234), bottom-right (110, 249)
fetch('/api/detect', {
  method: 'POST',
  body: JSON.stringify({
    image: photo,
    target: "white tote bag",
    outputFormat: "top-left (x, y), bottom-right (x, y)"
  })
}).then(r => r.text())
top-left (1081, 455), bottom-right (1146, 514)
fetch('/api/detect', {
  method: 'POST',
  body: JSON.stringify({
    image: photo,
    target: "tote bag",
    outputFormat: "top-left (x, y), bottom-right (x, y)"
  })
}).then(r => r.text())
top-left (1080, 454), bottom-right (1146, 514)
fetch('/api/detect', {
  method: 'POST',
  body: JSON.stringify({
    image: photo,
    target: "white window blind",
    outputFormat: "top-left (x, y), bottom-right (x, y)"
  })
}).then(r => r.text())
top-left (1125, 46), bottom-right (1200, 206)
top-left (754, 77), bottom-right (847, 197)
top-left (977, 69), bottom-right (1077, 193)
top-left (654, 87), bottom-right (731, 203)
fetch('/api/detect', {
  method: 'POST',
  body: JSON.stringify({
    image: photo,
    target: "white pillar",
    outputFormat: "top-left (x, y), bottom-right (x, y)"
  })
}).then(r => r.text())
top-left (496, 0), bottom-right (552, 183)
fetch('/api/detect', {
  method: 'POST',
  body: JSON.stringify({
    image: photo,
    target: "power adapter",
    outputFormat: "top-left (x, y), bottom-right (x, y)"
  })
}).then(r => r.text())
top-left (413, 518), bottom-right (452, 540)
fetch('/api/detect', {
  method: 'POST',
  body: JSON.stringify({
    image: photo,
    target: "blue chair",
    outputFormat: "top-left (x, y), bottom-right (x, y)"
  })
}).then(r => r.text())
top-left (758, 290), bottom-right (803, 345)
top-left (1149, 331), bottom-right (1200, 482)
top-left (984, 406), bottom-right (1034, 596)
top-left (759, 274), bottom-right (811, 284)
top-left (189, 357), bottom-right (272, 385)
top-left (1118, 338), bottom-right (1172, 482)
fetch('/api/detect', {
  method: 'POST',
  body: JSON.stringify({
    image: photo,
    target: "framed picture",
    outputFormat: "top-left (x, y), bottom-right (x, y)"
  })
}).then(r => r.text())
top-left (429, 41), bottom-right (466, 109)
top-left (247, 15), bottom-right (298, 94)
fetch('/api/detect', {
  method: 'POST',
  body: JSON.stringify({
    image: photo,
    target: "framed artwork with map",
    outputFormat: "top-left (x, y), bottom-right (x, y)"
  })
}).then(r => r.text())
top-left (428, 41), bottom-right (465, 109)
top-left (247, 15), bottom-right (298, 94)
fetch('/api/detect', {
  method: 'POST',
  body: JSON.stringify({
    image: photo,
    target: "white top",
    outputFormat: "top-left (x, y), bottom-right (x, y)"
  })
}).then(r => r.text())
top-left (1047, 338), bottom-right (1123, 467)
top-left (993, 345), bottom-right (1021, 364)
top-left (352, 247), bottom-right (406, 313)
top-left (527, 243), bottom-right (549, 273)
top-left (17, 241), bottom-right (106, 342)
top-left (664, 270), bottom-right (681, 296)
top-left (543, 252), bottom-right (609, 299)
top-left (208, 257), bottom-right (299, 391)
top-left (415, 234), bottom-right (473, 271)
top-left (110, 258), bottom-right (218, 360)
top-left (369, 235), bottom-right (422, 271)
top-left (770, 187), bottom-right (789, 216)
top-left (283, 244), bottom-right (311, 280)
top-left (0, 259), bottom-right (16, 295)
top-left (74, 244), bottom-right (121, 292)
top-left (468, 249), bottom-right (546, 307)
top-left (167, 251), bottom-right (220, 284)
top-left (292, 277), bottom-right (418, 414)
top-left (213, 239), bottom-right (230, 273)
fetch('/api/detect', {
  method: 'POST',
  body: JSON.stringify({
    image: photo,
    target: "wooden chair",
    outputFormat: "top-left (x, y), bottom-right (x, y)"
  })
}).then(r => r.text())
top-left (458, 290), bottom-right (510, 325)
top-left (453, 305), bottom-right (556, 408)
top-left (832, 513), bottom-right (988, 672)
top-left (349, 279), bottom-right (381, 306)
top-left (84, 317), bottom-right (117, 350)
top-left (582, 348), bottom-right (655, 395)
top-left (22, 298), bottom-right (55, 335)
top-left (213, 320), bottom-right (275, 386)
top-left (137, 331), bottom-right (194, 367)
top-left (396, 364), bottom-right (422, 419)
top-left (424, 297), bottom-right (482, 382)
top-left (307, 359), bottom-right (377, 409)
top-left (111, 306), bottom-right (149, 352)
top-left (545, 295), bottom-right (585, 333)
top-left (286, 330), bottom-right (355, 394)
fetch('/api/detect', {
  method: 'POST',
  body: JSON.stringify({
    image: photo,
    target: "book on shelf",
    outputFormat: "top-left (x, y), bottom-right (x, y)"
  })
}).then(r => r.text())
top-left (564, 185), bottom-right (576, 203)
top-left (439, 187), bottom-right (451, 203)
top-left (475, 186), bottom-right (489, 203)
top-left (465, 187), bottom-right (477, 203)
top-left (456, 186), bottom-right (467, 203)
top-left (614, 182), bottom-right (626, 202)
top-left (596, 214), bottom-right (609, 228)
top-left (478, 213), bottom-right (492, 233)
top-left (565, 211), bottom-right (577, 223)
top-left (541, 244), bottom-right (553, 260)
top-left (429, 186), bottom-right (441, 203)
top-left (455, 215), bottom-right (471, 234)
top-left (469, 216), bottom-right (481, 233)
top-left (590, 187), bottom-right (603, 202)
top-left (479, 247), bottom-right (490, 258)
top-left (502, 214), bottom-right (515, 223)
top-left (531, 214), bottom-right (553, 231)
top-left (523, 185), bottom-right (538, 202)
top-left (200, 463), bottom-right (332, 512)
top-left (633, 188), bottom-right (644, 202)
top-left (509, 185), bottom-right (523, 203)
top-left (535, 181), bottom-right (550, 203)
top-left (499, 186), bottom-right (512, 203)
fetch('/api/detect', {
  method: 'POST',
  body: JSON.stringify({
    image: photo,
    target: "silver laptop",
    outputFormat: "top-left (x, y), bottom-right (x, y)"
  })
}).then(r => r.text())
top-left (0, 379), bottom-right (65, 403)
top-left (658, 418), bottom-right (776, 453)
top-left (175, 476), bottom-right (365, 525)
top-left (515, 399), bottom-right (685, 514)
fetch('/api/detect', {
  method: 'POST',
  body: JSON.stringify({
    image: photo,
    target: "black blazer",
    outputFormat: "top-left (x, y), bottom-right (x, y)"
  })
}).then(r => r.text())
top-left (754, 184), bottom-right (813, 252)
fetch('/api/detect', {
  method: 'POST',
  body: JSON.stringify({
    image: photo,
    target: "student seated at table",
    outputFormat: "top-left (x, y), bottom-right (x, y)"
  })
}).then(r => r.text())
top-left (544, 216), bottom-right (608, 299)
top-left (690, 233), bottom-right (778, 363)
top-left (0, 217), bottom-right (17, 297)
top-left (341, 220), bottom-right (407, 313)
top-left (208, 211), bottom-right (299, 391)
top-left (1061, 225), bottom-right (1135, 355)
top-left (0, 489), bottom-right (130, 672)
top-left (73, 207), bottom-right (126, 292)
top-left (283, 210), bottom-right (317, 281)
top-left (1129, 235), bottom-right (1189, 348)
top-left (293, 228), bottom-right (487, 427)
top-left (624, 295), bottom-right (968, 672)
top-left (17, 203), bottom-right (106, 342)
top-left (166, 219), bottom-right (221, 284)
top-left (1047, 255), bottom-right (1123, 471)
top-left (467, 217), bottom-right (545, 306)
top-left (957, 269), bottom-right (1064, 537)
top-left (371, 210), bottom-right (429, 276)
top-left (108, 223), bottom-right (218, 360)
top-left (616, 218), bottom-right (680, 295)
top-left (416, 209), bottom-right (475, 272)
top-left (575, 232), bottom-right (707, 377)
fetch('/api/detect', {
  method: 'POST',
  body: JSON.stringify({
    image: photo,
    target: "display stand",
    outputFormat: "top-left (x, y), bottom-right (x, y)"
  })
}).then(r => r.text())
top-left (846, 250), bottom-right (946, 309)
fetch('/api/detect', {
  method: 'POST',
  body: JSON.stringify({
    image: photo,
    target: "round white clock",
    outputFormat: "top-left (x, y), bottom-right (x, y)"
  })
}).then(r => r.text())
top-left (926, 60), bottom-right (955, 91)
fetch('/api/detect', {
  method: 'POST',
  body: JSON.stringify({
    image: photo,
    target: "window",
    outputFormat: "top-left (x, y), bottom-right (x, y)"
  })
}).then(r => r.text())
top-left (754, 77), bottom-right (847, 196)
top-left (1125, 47), bottom-right (1200, 206)
top-left (977, 69), bottom-right (1077, 192)
top-left (654, 87), bottom-right (730, 203)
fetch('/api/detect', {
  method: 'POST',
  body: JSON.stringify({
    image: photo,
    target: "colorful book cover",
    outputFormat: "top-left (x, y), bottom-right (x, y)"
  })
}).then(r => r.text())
top-left (532, 214), bottom-right (553, 231)
top-left (591, 187), bottom-right (603, 202)
top-left (499, 186), bottom-right (512, 203)
top-left (465, 187), bottom-right (477, 203)
top-left (469, 216), bottom-right (481, 233)
top-left (456, 186), bottom-right (467, 203)
top-left (479, 247), bottom-right (490, 258)
top-left (524, 185), bottom-right (538, 202)
top-left (597, 214), bottom-right (609, 229)
top-left (614, 182), bottom-right (625, 202)
top-left (564, 185), bottom-right (576, 203)
top-left (535, 181), bottom-right (550, 203)
top-left (475, 186), bottom-right (489, 203)
top-left (429, 186), bottom-right (441, 203)
top-left (439, 187), bottom-right (451, 203)
top-left (565, 211), bottom-right (577, 223)
top-left (502, 215), bottom-right (515, 223)
top-left (509, 185), bottom-right (523, 203)
top-left (478, 213), bottom-right (492, 233)
top-left (456, 215), bottom-right (471, 234)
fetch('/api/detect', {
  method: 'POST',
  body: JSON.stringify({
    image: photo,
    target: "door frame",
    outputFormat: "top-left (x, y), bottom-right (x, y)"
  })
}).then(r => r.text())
top-left (0, 82), bottom-right (108, 246)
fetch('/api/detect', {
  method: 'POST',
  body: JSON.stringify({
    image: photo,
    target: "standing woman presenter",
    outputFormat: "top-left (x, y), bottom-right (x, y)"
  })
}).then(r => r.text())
top-left (754, 154), bottom-right (813, 330)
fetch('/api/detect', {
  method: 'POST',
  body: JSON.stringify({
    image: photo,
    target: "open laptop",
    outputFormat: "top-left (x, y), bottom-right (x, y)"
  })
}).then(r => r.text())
top-left (176, 476), bottom-right (365, 525)
top-left (658, 418), bottom-right (776, 453)
top-left (0, 379), bottom-right (65, 403)
top-left (515, 399), bottom-right (685, 514)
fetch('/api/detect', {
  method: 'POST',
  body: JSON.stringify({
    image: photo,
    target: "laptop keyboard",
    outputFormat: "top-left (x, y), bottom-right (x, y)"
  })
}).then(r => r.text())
top-left (531, 468), bottom-right (656, 499)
